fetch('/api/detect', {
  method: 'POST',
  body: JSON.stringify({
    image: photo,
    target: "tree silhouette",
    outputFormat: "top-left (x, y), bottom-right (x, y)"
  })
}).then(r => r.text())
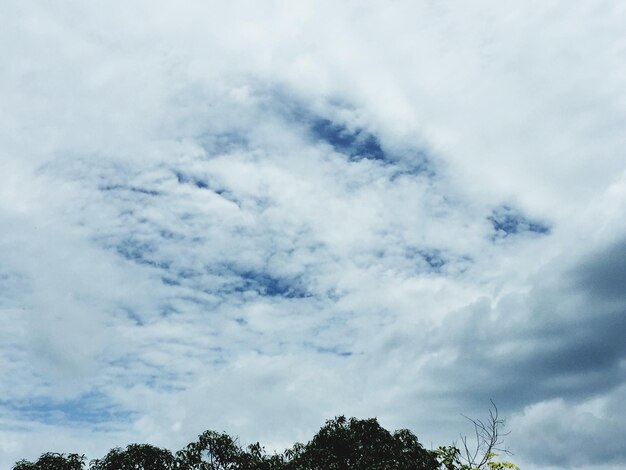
top-left (12, 409), bottom-right (519, 470)
top-left (284, 416), bottom-right (439, 470)
top-left (90, 444), bottom-right (174, 470)
top-left (13, 453), bottom-right (86, 470)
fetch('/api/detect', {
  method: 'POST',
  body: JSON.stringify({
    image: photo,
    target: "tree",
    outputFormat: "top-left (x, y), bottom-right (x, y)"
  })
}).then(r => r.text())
top-left (284, 416), bottom-right (439, 470)
top-left (231, 442), bottom-right (285, 470)
top-left (12, 410), bottom-right (520, 470)
top-left (12, 453), bottom-right (86, 470)
top-left (436, 401), bottom-right (520, 470)
top-left (90, 444), bottom-right (174, 470)
top-left (175, 430), bottom-right (242, 470)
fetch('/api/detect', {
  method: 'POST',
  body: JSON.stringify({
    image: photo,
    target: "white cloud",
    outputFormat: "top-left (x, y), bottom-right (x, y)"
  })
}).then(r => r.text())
top-left (510, 390), bottom-right (626, 469)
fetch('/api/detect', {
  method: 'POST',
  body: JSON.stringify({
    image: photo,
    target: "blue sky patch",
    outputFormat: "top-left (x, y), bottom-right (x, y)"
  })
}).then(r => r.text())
top-left (310, 118), bottom-right (386, 161)
top-left (489, 205), bottom-right (550, 238)
top-left (236, 270), bottom-right (309, 298)
top-left (315, 346), bottom-right (353, 357)
top-left (161, 276), bottom-right (180, 286)
top-left (121, 307), bottom-right (144, 326)
top-left (418, 249), bottom-right (446, 270)
top-left (405, 247), bottom-right (447, 272)
top-left (115, 239), bottom-right (170, 269)
top-left (174, 170), bottom-right (232, 199)
top-left (214, 264), bottom-right (309, 298)
top-left (308, 116), bottom-right (437, 178)
top-left (175, 171), bottom-right (212, 190)
top-left (269, 91), bottom-right (436, 175)
top-left (2, 393), bottom-right (133, 426)
top-left (99, 184), bottom-right (160, 196)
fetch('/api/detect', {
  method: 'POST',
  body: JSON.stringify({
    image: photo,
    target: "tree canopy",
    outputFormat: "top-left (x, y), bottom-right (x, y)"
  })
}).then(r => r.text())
top-left (13, 412), bottom-right (520, 470)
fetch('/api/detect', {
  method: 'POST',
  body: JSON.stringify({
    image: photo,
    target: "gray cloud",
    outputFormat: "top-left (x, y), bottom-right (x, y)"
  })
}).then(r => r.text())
top-left (512, 394), bottom-right (626, 468)
top-left (571, 238), bottom-right (626, 302)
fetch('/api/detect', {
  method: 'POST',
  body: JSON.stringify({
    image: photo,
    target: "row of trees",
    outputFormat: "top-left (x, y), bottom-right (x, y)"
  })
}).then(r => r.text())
top-left (14, 405), bottom-right (520, 470)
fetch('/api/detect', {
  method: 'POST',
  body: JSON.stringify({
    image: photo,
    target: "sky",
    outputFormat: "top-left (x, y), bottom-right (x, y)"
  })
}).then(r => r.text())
top-left (1, 1), bottom-right (625, 469)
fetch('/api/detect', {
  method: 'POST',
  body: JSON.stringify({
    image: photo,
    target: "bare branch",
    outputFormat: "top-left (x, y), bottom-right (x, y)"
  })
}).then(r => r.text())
top-left (456, 400), bottom-right (513, 469)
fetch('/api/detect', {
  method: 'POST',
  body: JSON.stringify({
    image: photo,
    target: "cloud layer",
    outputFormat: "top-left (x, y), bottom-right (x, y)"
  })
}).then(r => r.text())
top-left (1, 1), bottom-right (625, 469)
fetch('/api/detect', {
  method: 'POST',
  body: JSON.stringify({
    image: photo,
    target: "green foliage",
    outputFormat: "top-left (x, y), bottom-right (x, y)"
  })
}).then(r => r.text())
top-left (484, 452), bottom-right (521, 470)
top-left (174, 430), bottom-right (285, 470)
top-left (175, 430), bottom-right (240, 469)
top-left (12, 453), bottom-right (86, 470)
top-left (435, 446), bottom-right (463, 470)
top-left (12, 415), bottom-right (520, 470)
top-left (90, 444), bottom-right (173, 470)
top-left (285, 416), bottom-right (438, 470)
top-left (434, 448), bottom-right (520, 470)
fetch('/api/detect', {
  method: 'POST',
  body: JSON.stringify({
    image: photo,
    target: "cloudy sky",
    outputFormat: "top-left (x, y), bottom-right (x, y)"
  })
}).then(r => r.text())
top-left (1, 1), bottom-right (626, 469)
